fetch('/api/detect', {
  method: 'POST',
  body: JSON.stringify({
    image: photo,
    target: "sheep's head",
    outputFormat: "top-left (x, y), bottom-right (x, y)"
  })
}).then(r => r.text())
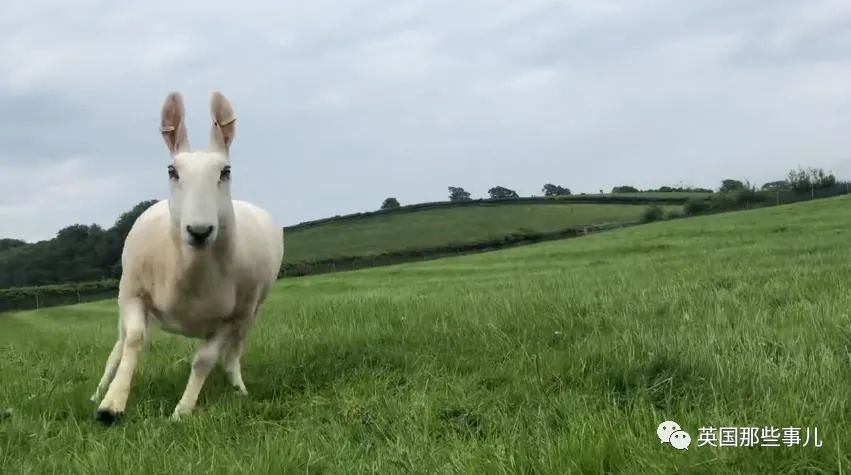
top-left (159, 91), bottom-right (236, 251)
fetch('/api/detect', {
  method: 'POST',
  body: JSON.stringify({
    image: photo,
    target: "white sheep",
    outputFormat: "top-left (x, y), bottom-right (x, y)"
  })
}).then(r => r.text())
top-left (90, 91), bottom-right (284, 423)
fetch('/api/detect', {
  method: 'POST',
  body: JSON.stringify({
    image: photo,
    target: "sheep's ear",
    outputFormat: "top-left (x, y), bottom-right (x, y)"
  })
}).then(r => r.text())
top-left (209, 91), bottom-right (236, 154)
top-left (160, 92), bottom-right (190, 155)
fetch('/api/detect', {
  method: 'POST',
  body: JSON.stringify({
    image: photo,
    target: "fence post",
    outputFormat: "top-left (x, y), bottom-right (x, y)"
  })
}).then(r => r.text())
top-left (35, 294), bottom-right (39, 309)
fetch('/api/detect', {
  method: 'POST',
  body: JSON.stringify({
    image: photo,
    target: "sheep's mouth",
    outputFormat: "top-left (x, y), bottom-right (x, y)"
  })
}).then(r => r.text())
top-left (186, 238), bottom-right (213, 251)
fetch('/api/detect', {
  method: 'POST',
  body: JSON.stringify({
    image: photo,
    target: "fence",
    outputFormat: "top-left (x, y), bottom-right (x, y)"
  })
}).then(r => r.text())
top-left (0, 281), bottom-right (119, 314)
top-left (774, 183), bottom-right (851, 205)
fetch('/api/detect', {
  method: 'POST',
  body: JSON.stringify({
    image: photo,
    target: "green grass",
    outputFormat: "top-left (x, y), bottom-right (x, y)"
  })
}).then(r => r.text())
top-left (1, 196), bottom-right (849, 473)
top-left (285, 202), bottom-right (681, 263)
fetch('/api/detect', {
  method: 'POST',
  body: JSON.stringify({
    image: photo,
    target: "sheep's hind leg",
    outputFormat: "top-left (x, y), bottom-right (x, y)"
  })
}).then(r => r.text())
top-left (171, 328), bottom-right (229, 420)
top-left (90, 337), bottom-right (123, 403)
top-left (220, 299), bottom-right (263, 396)
top-left (96, 297), bottom-right (147, 425)
top-left (220, 332), bottom-right (248, 396)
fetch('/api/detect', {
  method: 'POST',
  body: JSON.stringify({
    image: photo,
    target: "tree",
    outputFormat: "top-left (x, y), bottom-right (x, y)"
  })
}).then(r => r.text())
top-left (448, 186), bottom-right (472, 202)
top-left (786, 166), bottom-right (836, 192)
top-left (611, 186), bottom-right (639, 193)
top-left (488, 186), bottom-right (519, 199)
top-left (55, 224), bottom-right (106, 246)
top-left (0, 238), bottom-right (27, 252)
top-left (381, 197), bottom-right (400, 210)
top-left (112, 199), bottom-right (159, 243)
top-left (542, 183), bottom-right (571, 196)
top-left (761, 180), bottom-right (789, 191)
top-left (0, 199), bottom-right (162, 289)
top-left (720, 179), bottom-right (745, 193)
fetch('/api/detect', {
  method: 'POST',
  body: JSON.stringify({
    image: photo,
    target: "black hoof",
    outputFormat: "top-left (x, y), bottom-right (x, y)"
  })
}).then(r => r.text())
top-left (232, 386), bottom-right (249, 397)
top-left (96, 409), bottom-right (122, 426)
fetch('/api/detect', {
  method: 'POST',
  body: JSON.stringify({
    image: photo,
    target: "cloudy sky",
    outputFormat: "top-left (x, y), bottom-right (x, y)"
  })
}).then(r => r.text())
top-left (3, 0), bottom-right (851, 242)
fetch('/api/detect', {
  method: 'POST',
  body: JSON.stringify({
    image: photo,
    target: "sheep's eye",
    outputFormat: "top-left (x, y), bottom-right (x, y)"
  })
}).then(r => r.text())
top-left (168, 165), bottom-right (179, 180)
top-left (220, 166), bottom-right (231, 181)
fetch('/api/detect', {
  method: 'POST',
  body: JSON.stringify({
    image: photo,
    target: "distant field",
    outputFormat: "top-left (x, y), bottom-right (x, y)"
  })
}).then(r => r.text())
top-left (284, 202), bottom-right (681, 263)
top-left (555, 191), bottom-right (713, 200)
top-left (1, 196), bottom-right (848, 473)
top-left (604, 191), bottom-right (713, 199)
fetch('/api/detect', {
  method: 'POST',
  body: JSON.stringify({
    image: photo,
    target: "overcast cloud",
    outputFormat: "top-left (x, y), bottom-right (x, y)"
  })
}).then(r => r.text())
top-left (3, 0), bottom-right (851, 242)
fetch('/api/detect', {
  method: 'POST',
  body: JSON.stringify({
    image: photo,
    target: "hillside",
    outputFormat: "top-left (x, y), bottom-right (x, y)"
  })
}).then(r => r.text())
top-left (0, 196), bottom-right (848, 473)
top-left (283, 201), bottom-right (682, 264)
top-left (0, 197), bottom-right (686, 302)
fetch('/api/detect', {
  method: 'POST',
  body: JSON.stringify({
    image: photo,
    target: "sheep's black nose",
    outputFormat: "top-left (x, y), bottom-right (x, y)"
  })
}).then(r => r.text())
top-left (186, 225), bottom-right (214, 244)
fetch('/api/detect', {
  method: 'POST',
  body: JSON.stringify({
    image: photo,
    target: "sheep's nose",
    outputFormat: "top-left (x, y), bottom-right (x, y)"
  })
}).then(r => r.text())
top-left (186, 224), bottom-right (214, 244)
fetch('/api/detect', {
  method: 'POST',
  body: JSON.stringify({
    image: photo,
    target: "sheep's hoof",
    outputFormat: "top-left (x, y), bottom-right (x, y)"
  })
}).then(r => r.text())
top-left (95, 409), bottom-right (122, 426)
top-left (171, 405), bottom-right (192, 421)
top-left (233, 386), bottom-right (249, 397)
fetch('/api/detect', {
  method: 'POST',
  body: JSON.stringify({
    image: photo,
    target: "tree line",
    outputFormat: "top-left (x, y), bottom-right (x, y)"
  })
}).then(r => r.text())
top-left (0, 200), bottom-right (159, 288)
top-left (379, 166), bottom-right (836, 209)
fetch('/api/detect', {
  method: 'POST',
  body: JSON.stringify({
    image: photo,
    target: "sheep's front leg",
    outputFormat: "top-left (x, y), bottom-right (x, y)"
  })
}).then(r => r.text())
top-left (96, 297), bottom-right (147, 424)
top-left (172, 328), bottom-right (228, 420)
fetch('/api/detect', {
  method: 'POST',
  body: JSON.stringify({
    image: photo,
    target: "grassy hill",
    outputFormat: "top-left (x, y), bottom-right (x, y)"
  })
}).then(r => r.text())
top-left (1, 196), bottom-right (848, 473)
top-left (0, 200), bottom-right (685, 311)
top-left (284, 201), bottom-right (682, 264)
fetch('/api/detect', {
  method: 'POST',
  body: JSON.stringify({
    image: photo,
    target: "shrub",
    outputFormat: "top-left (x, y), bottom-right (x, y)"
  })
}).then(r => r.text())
top-left (666, 210), bottom-right (684, 220)
top-left (642, 205), bottom-right (665, 222)
top-left (733, 188), bottom-right (769, 206)
top-left (684, 198), bottom-right (711, 215)
top-left (709, 193), bottom-right (737, 212)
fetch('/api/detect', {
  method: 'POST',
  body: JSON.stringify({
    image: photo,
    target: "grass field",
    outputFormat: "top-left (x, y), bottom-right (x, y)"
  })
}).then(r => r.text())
top-left (1, 196), bottom-right (849, 473)
top-left (285, 202), bottom-right (681, 263)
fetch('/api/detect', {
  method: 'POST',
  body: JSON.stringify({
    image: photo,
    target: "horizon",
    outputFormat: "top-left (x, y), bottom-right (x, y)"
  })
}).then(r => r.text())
top-left (3, 171), bottom-right (843, 245)
top-left (4, 1), bottom-right (851, 242)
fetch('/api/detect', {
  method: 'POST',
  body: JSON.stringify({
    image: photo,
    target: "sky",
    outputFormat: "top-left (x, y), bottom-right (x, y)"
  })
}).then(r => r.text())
top-left (3, 0), bottom-right (851, 242)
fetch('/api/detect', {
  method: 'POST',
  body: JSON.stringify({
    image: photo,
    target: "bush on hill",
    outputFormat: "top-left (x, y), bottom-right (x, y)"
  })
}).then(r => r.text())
top-left (642, 205), bottom-right (665, 222)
